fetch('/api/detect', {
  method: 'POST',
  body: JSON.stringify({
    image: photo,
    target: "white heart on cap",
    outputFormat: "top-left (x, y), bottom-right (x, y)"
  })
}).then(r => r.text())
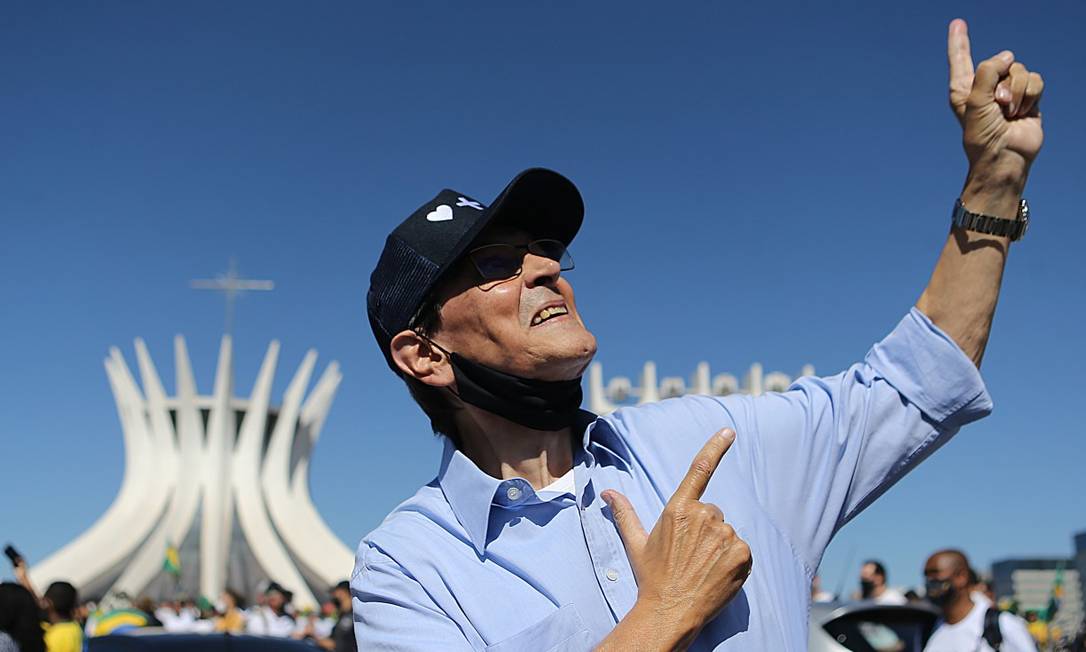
top-left (426, 205), bottom-right (454, 222)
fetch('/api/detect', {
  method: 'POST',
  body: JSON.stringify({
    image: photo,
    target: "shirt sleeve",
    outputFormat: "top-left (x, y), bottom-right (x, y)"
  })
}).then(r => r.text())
top-left (352, 544), bottom-right (476, 652)
top-left (0, 632), bottom-right (19, 652)
top-left (731, 308), bottom-right (992, 572)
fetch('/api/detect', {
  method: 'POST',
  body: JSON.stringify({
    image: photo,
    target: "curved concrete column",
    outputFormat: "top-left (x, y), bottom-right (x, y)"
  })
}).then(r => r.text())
top-left (31, 336), bottom-right (350, 608)
top-left (282, 362), bottom-right (354, 587)
top-left (29, 351), bottom-right (169, 592)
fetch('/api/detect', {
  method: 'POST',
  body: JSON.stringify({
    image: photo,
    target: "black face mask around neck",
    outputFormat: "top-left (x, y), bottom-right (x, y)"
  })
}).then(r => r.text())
top-left (444, 351), bottom-right (584, 431)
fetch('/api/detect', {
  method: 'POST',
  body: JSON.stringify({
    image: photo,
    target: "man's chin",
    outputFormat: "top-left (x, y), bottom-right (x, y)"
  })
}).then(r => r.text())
top-left (534, 334), bottom-right (597, 382)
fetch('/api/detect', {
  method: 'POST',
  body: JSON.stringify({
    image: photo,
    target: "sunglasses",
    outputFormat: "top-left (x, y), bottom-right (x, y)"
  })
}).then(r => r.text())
top-left (467, 239), bottom-right (574, 282)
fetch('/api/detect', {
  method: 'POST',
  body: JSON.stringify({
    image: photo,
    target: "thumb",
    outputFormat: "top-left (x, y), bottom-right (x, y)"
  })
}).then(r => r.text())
top-left (971, 50), bottom-right (1014, 104)
top-left (602, 490), bottom-right (647, 567)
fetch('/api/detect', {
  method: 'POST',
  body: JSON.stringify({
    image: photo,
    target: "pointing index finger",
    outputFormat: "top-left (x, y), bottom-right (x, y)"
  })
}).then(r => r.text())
top-left (948, 18), bottom-right (975, 84)
top-left (673, 429), bottom-right (735, 503)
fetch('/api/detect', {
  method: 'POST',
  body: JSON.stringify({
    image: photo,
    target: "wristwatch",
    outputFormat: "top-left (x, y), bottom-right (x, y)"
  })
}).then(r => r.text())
top-left (951, 197), bottom-right (1030, 241)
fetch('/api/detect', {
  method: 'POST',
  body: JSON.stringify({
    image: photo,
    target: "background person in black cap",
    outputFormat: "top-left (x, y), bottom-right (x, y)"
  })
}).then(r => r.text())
top-left (354, 21), bottom-right (1044, 651)
top-left (246, 581), bottom-right (295, 638)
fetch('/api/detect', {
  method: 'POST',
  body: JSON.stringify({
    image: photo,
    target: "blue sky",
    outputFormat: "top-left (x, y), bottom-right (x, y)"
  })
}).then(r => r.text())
top-left (2, 1), bottom-right (1083, 597)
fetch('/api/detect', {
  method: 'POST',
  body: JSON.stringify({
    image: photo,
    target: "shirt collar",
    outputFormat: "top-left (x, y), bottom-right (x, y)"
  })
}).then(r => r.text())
top-left (437, 438), bottom-right (501, 556)
top-left (581, 412), bottom-right (633, 469)
top-left (436, 411), bottom-right (629, 555)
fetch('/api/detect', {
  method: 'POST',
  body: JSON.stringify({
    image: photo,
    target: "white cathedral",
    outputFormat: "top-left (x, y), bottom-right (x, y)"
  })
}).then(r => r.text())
top-left (28, 335), bottom-right (351, 610)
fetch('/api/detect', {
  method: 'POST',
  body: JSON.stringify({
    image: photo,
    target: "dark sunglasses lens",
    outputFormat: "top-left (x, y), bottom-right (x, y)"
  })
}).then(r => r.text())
top-left (530, 239), bottom-right (574, 271)
top-left (470, 244), bottom-right (522, 280)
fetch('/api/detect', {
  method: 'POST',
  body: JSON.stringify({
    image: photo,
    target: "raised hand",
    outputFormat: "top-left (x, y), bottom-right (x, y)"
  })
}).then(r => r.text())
top-left (948, 18), bottom-right (1044, 173)
top-left (602, 429), bottom-right (751, 648)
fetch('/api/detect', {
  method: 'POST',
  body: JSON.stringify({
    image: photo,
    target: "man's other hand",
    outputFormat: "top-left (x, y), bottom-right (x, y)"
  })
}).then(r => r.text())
top-left (948, 18), bottom-right (1044, 180)
top-left (603, 429), bottom-right (752, 648)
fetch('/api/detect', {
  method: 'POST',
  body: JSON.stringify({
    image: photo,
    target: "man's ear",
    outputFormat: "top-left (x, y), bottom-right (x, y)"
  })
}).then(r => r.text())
top-left (952, 567), bottom-right (971, 590)
top-left (390, 330), bottom-right (455, 388)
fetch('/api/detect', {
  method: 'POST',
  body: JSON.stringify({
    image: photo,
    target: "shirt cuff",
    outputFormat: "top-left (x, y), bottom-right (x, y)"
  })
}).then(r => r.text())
top-left (865, 308), bottom-right (993, 427)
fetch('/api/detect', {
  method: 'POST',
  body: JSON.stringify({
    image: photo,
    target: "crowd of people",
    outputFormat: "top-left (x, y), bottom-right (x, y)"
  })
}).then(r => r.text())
top-left (811, 549), bottom-right (1086, 651)
top-left (0, 553), bottom-right (356, 652)
top-left (6, 543), bottom-right (1086, 651)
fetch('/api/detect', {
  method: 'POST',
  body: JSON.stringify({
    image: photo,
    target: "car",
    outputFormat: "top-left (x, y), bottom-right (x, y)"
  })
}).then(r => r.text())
top-left (809, 601), bottom-right (942, 652)
top-left (86, 633), bottom-right (320, 651)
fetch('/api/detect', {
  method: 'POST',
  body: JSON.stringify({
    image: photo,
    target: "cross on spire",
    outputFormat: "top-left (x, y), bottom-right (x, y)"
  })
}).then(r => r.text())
top-left (190, 258), bottom-right (274, 336)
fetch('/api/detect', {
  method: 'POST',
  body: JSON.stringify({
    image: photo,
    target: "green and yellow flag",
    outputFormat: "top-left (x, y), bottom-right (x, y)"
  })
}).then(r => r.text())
top-left (164, 542), bottom-right (181, 577)
top-left (1044, 565), bottom-right (1064, 622)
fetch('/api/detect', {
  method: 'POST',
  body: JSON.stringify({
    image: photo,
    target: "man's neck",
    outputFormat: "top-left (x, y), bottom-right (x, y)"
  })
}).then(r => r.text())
top-left (457, 407), bottom-right (575, 490)
top-left (943, 592), bottom-right (975, 625)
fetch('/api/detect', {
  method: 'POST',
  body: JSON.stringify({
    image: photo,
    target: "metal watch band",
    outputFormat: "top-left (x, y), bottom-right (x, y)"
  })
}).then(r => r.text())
top-left (951, 198), bottom-right (1030, 241)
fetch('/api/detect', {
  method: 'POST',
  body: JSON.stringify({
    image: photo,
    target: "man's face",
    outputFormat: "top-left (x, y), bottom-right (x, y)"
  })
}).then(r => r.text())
top-left (430, 225), bottom-right (597, 382)
top-left (333, 588), bottom-right (351, 611)
top-left (860, 563), bottom-right (883, 589)
top-left (922, 557), bottom-right (956, 584)
top-left (923, 554), bottom-right (967, 606)
top-left (267, 591), bottom-right (285, 611)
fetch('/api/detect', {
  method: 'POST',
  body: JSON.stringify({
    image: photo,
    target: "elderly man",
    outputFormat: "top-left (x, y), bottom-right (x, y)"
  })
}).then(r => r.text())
top-left (354, 20), bottom-right (1044, 651)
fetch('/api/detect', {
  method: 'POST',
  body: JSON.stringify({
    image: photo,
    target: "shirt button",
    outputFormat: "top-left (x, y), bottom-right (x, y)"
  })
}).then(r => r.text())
top-left (605, 568), bottom-right (619, 582)
top-left (506, 486), bottom-right (522, 501)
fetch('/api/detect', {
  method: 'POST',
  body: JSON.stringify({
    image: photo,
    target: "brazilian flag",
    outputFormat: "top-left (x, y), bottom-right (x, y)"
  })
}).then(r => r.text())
top-left (164, 542), bottom-right (181, 577)
top-left (1044, 565), bottom-right (1064, 622)
top-left (93, 608), bottom-right (149, 636)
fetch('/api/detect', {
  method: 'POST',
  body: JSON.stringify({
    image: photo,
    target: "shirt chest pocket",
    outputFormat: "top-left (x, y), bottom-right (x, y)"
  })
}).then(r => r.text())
top-left (484, 603), bottom-right (593, 652)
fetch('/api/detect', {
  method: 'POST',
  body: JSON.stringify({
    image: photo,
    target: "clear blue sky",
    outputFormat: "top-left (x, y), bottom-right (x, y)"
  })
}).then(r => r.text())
top-left (2, 1), bottom-right (1083, 596)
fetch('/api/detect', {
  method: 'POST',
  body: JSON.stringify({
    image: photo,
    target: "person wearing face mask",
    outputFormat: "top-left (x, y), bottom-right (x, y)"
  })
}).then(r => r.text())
top-left (859, 560), bottom-right (907, 605)
top-left (355, 20), bottom-right (1045, 652)
top-left (923, 549), bottom-right (1036, 652)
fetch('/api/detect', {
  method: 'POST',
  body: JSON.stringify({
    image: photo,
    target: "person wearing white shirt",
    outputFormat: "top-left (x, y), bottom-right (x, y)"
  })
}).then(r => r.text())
top-left (860, 560), bottom-right (908, 605)
top-left (923, 549), bottom-right (1036, 652)
top-left (811, 575), bottom-right (836, 603)
top-left (874, 587), bottom-right (908, 606)
top-left (246, 605), bottom-right (295, 638)
top-left (246, 584), bottom-right (296, 638)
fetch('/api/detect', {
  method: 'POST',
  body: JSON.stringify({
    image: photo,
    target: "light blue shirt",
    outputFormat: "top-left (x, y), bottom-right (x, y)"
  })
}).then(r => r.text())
top-left (352, 309), bottom-right (992, 650)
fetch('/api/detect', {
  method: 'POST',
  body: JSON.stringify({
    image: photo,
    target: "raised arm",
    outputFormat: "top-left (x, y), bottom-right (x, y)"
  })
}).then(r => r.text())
top-left (916, 19), bottom-right (1044, 367)
top-left (11, 554), bottom-right (40, 604)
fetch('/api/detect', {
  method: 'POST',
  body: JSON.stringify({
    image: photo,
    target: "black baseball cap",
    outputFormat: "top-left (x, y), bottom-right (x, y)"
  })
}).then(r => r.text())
top-left (367, 167), bottom-right (584, 374)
